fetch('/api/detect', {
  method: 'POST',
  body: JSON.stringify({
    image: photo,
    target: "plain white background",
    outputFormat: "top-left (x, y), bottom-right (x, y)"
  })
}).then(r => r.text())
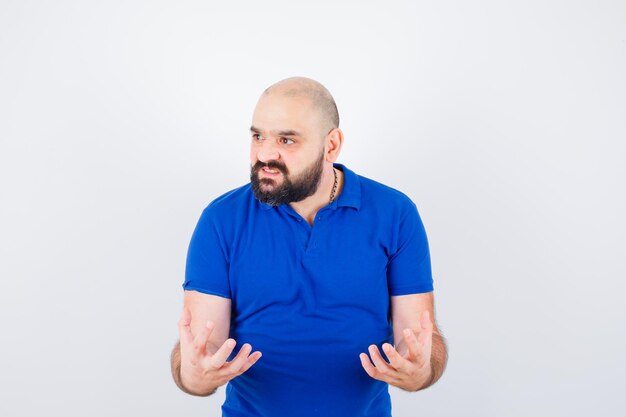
top-left (1, 1), bottom-right (624, 416)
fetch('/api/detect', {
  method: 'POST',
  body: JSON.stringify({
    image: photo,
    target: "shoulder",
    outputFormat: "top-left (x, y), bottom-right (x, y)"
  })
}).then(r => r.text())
top-left (199, 182), bottom-right (254, 223)
top-left (356, 172), bottom-right (418, 215)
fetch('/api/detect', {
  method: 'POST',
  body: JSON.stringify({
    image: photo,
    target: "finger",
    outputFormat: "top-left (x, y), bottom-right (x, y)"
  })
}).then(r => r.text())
top-left (222, 343), bottom-right (253, 375)
top-left (405, 327), bottom-right (430, 368)
top-left (178, 307), bottom-right (194, 346)
top-left (191, 320), bottom-right (215, 357)
top-left (206, 338), bottom-right (237, 369)
top-left (359, 353), bottom-right (387, 382)
top-left (420, 312), bottom-right (434, 364)
top-left (382, 343), bottom-right (410, 374)
top-left (417, 324), bottom-right (432, 349)
top-left (416, 311), bottom-right (433, 364)
top-left (420, 310), bottom-right (432, 329)
top-left (418, 310), bottom-right (433, 344)
top-left (368, 344), bottom-right (397, 377)
top-left (404, 328), bottom-right (421, 362)
top-left (237, 350), bottom-right (263, 374)
top-left (359, 352), bottom-right (402, 386)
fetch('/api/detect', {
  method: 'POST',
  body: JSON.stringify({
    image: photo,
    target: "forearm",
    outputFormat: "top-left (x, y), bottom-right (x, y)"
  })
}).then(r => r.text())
top-left (417, 332), bottom-right (448, 391)
top-left (170, 341), bottom-right (218, 397)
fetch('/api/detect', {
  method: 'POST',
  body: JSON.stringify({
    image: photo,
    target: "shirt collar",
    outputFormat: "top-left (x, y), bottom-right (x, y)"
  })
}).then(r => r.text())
top-left (333, 162), bottom-right (361, 210)
top-left (257, 162), bottom-right (361, 211)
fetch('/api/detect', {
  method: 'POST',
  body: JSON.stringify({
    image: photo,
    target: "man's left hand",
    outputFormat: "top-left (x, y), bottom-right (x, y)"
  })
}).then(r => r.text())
top-left (359, 310), bottom-right (433, 391)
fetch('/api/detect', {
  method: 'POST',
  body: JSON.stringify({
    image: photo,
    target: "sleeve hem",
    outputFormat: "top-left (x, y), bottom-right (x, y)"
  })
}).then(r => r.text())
top-left (182, 286), bottom-right (231, 299)
top-left (388, 284), bottom-right (434, 296)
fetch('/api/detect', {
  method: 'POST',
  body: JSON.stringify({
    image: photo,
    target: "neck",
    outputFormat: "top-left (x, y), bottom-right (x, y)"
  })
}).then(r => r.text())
top-left (289, 163), bottom-right (343, 221)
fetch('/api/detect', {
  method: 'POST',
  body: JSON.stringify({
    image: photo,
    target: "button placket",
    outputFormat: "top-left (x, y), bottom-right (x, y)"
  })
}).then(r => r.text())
top-left (306, 209), bottom-right (329, 254)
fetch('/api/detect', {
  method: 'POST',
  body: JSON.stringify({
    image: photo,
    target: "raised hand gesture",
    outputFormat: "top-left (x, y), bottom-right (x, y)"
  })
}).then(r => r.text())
top-left (178, 306), bottom-right (262, 395)
top-left (359, 310), bottom-right (434, 391)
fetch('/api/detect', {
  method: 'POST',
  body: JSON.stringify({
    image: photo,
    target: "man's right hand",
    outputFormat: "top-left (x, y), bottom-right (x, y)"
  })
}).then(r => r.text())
top-left (177, 306), bottom-right (262, 394)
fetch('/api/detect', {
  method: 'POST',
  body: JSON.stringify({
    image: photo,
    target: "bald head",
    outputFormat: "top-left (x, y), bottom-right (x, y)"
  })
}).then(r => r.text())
top-left (262, 76), bottom-right (339, 137)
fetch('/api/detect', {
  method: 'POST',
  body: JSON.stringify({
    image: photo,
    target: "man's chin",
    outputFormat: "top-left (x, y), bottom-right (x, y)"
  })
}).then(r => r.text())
top-left (259, 181), bottom-right (281, 192)
top-left (255, 193), bottom-right (284, 206)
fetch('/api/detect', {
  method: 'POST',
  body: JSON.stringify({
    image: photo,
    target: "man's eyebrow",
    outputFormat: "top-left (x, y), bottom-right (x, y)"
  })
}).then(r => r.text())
top-left (250, 126), bottom-right (303, 137)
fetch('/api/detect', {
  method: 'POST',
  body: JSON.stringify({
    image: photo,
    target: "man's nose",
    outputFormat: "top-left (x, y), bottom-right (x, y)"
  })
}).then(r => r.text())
top-left (256, 140), bottom-right (280, 163)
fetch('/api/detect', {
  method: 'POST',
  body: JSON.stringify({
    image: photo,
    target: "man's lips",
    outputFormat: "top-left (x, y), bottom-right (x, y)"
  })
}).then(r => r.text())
top-left (260, 167), bottom-right (282, 176)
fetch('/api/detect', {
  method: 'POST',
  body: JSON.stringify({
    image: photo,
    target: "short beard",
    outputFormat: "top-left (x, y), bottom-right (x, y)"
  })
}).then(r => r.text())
top-left (250, 148), bottom-right (325, 207)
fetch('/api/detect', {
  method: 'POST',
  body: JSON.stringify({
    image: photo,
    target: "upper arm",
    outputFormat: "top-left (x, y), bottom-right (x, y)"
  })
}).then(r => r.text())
top-left (183, 289), bottom-right (232, 349)
top-left (390, 291), bottom-right (441, 346)
top-left (387, 199), bottom-right (433, 296)
top-left (183, 206), bottom-right (232, 299)
top-left (181, 204), bottom-right (233, 349)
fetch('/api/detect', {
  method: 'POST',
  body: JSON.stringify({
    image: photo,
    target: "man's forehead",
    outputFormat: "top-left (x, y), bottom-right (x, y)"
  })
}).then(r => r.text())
top-left (254, 93), bottom-right (313, 119)
top-left (251, 89), bottom-right (325, 138)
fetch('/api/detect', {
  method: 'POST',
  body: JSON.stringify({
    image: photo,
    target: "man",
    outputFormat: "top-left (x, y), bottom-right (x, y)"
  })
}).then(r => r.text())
top-left (170, 76), bottom-right (448, 416)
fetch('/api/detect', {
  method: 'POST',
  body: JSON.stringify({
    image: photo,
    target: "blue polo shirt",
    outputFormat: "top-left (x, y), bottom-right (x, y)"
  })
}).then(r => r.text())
top-left (183, 162), bottom-right (433, 417)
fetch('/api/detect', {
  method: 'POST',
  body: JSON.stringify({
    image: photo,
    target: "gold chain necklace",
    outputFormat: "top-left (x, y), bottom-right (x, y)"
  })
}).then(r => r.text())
top-left (329, 168), bottom-right (338, 202)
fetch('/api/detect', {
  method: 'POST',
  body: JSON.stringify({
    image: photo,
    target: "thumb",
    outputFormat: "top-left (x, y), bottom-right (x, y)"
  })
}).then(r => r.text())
top-left (179, 306), bottom-right (194, 345)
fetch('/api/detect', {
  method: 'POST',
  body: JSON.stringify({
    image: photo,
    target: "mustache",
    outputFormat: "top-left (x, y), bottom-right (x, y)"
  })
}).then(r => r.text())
top-left (253, 161), bottom-right (288, 174)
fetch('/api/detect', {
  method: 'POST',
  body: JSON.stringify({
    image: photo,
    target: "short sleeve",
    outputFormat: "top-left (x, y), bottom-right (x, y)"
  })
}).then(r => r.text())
top-left (182, 206), bottom-right (232, 299)
top-left (386, 200), bottom-right (434, 296)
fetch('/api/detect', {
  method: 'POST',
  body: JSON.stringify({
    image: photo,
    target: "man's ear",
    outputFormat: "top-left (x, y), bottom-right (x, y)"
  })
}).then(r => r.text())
top-left (325, 128), bottom-right (344, 162)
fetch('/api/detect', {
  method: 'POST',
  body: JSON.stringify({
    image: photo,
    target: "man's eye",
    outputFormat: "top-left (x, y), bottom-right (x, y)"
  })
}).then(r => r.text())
top-left (252, 134), bottom-right (262, 140)
top-left (281, 137), bottom-right (294, 145)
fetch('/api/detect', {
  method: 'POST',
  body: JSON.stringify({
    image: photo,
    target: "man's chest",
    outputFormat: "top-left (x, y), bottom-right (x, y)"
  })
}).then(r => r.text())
top-left (227, 215), bottom-right (392, 315)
